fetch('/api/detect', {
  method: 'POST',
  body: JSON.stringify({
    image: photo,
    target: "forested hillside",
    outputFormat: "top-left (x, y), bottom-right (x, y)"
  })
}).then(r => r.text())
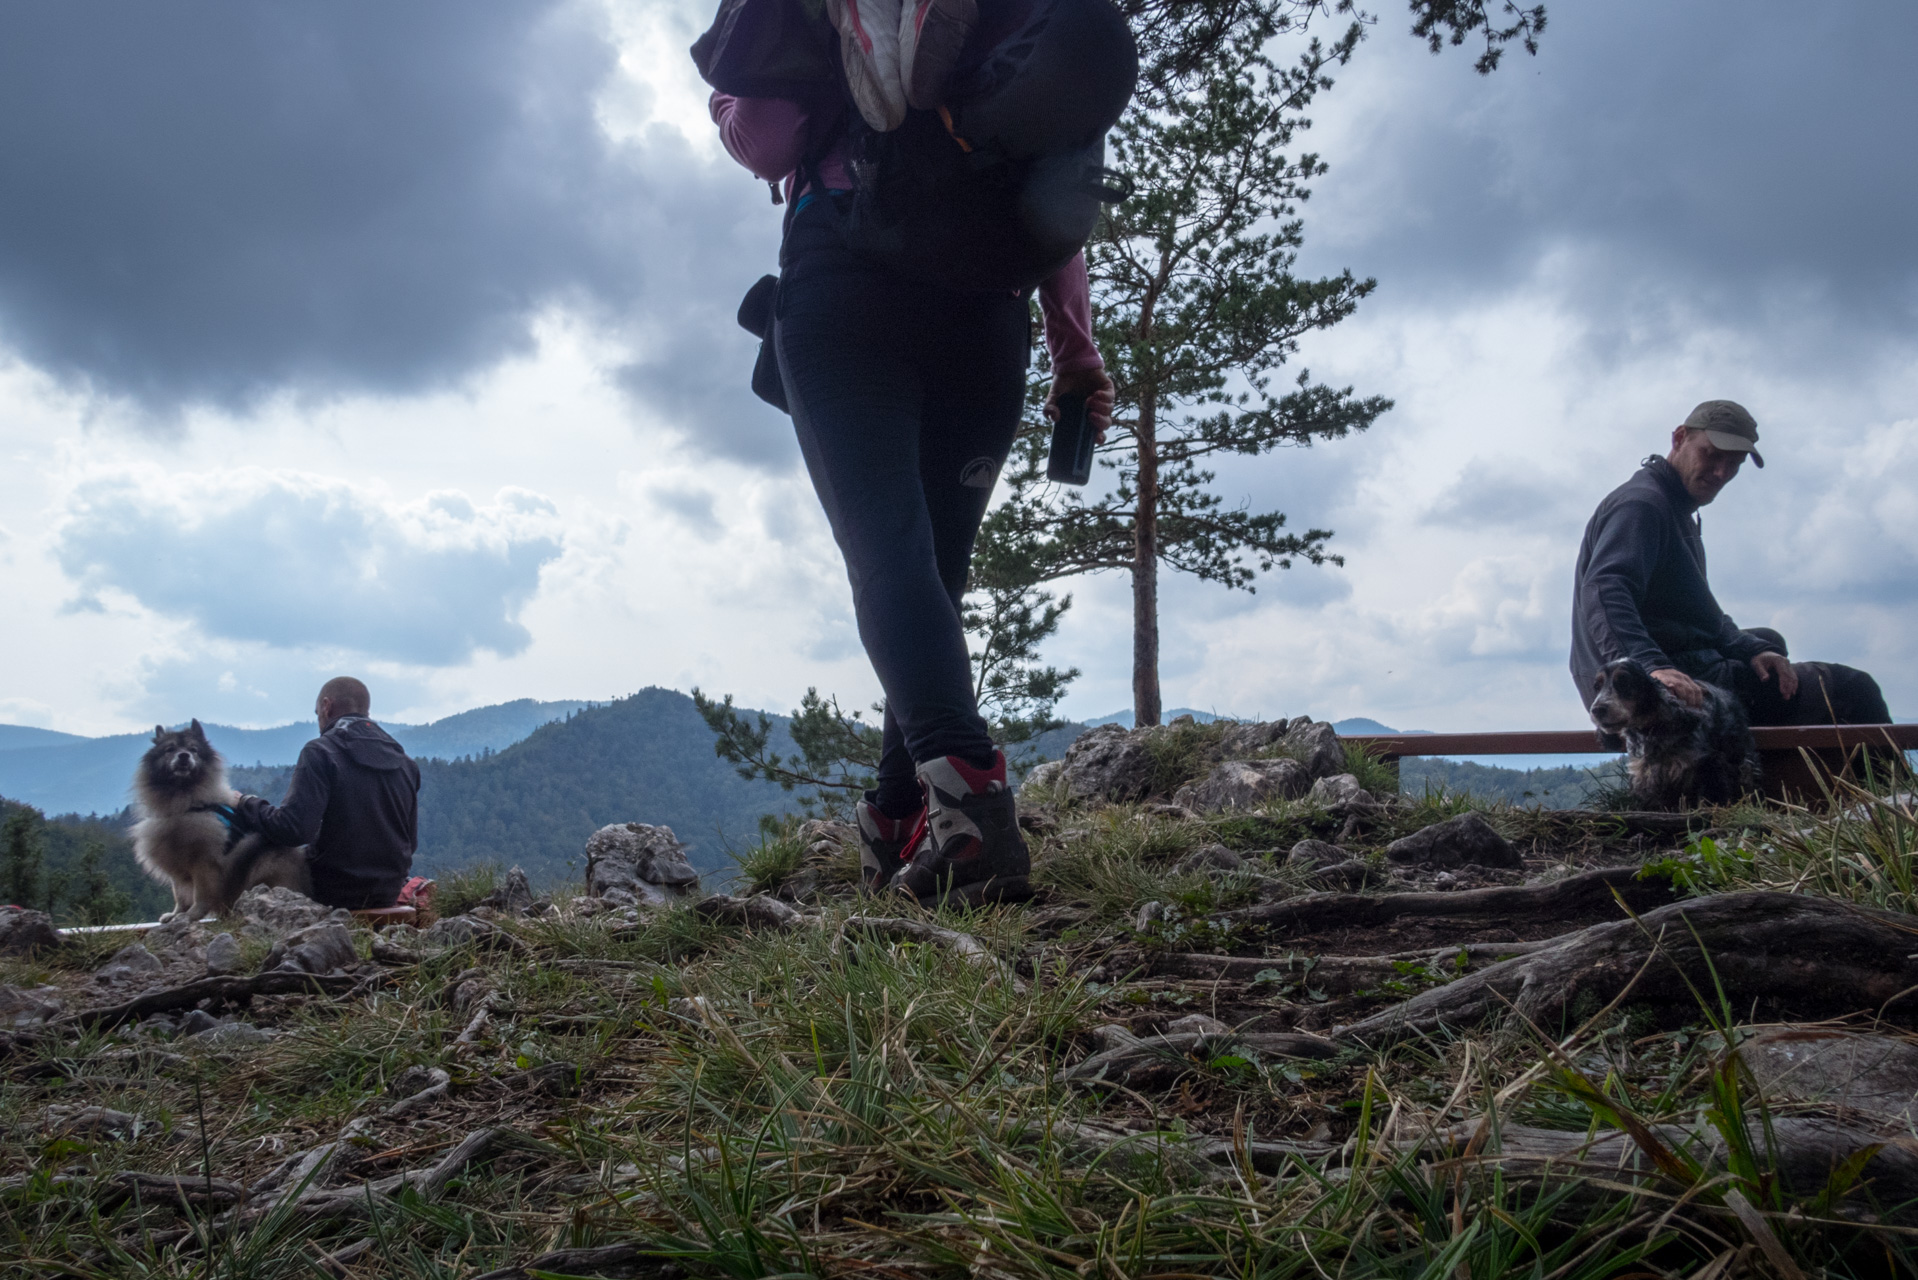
top-left (0, 800), bottom-right (169, 922)
top-left (412, 688), bottom-right (805, 885)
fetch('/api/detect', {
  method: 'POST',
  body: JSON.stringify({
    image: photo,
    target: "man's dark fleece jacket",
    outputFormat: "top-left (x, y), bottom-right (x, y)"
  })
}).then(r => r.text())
top-left (1569, 456), bottom-right (1779, 709)
top-left (235, 716), bottom-right (420, 909)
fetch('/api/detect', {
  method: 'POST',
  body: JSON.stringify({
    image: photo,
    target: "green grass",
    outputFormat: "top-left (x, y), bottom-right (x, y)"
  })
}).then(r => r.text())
top-left (9, 786), bottom-right (1918, 1278)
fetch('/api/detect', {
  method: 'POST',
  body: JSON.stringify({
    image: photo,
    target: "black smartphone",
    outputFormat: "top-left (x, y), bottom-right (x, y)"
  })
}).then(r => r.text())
top-left (1045, 393), bottom-right (1095, 486)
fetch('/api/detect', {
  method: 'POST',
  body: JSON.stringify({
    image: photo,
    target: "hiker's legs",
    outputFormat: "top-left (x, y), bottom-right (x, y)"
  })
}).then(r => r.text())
top-left (775, 203), bottom-right (1009, 809)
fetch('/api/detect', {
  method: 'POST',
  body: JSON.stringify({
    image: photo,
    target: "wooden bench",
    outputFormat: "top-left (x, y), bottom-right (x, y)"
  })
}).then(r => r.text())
top-left (1343, 723), bottom-right (1918, 805)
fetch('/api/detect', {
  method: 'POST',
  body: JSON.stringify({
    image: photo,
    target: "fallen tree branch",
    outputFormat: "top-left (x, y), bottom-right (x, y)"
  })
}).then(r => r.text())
top-left (1059, 1024), bottom-right (1340, 1090)
top-left (1334, 890), bottom-right (1918, 1047)
top-left (0, 1170), bottom-right (245, 1209)
top-left (1224, 865), bottom-right (1679, 939)
top-left (230, 1126), bottom-right (528, 1226)
top-left (59, 971), bottom-right (364, 1033)
top-left (836, 916), bottom-right (1026, 992)
top-left (694, 893), bottom-right (808, 932)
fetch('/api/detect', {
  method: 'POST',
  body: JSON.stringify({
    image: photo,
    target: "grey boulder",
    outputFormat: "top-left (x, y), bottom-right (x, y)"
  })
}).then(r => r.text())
top-left (0, 982), bottom-right (63, 1027)
top-left (265, 921), bottom-right (357, 975)
top-left (1177, 844), bottom-right (1244, 873)
top-left (96, 943), bottom-right (164, 982)
top-left (1286, 839), bottom-right (1349, 867)
top-left (1057, 723), bottom-right (1158, 805)
top-left (204, 931), bottom-right (244, 975)
top-left (1172, 759), bottom-right (1311, 813)
top-left (478, 865), bottom-right (536, 916)
top-left (585, 823), bottom-right (700, 906)
top-left (1384, 813), bottom-right (1522, 870)
top-left (236, 885), bottom-right (336, 939)
top-left (1308, 773), bottom-right (1374, 807)
top-left (0, 906), bottom-right (59, 956)
top-left (1281, 719), bottom-right (1346, 780)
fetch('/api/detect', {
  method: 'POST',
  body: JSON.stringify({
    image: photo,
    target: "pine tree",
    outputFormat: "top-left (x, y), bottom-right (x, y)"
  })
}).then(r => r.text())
top-left (1, 807), bottom-right (45, 911)
top-left (66, 837), bottom-right (133, 927)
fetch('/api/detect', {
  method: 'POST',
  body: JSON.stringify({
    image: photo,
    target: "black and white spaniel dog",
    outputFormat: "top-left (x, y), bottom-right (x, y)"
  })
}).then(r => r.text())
top-left (1588, 659), bottom-right (1760, 810)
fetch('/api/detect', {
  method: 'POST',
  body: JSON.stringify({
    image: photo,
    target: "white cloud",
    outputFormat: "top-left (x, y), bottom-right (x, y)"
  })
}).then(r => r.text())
top-left (55, 471), bottom-right (564, 665)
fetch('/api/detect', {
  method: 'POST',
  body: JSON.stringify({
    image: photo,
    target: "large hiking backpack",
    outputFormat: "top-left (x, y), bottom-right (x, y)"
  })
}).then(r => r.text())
top-left (696, 0), bottom-right (1139, 294)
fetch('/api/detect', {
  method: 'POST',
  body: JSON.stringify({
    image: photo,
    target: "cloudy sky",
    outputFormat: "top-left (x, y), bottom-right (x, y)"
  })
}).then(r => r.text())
top-left (0, 0), bottom-right (1912, 737)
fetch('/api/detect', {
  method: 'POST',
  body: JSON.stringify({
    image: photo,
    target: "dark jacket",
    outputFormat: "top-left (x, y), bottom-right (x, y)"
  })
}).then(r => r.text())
top-left (1569, 457), bottom-right (1779, 708)
top-left (235, 716), bottom-right (420, 909)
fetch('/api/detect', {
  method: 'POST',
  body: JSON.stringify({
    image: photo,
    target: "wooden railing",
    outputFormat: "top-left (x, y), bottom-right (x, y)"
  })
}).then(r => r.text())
top-left (1342, 724), bottom-right (1918, 803)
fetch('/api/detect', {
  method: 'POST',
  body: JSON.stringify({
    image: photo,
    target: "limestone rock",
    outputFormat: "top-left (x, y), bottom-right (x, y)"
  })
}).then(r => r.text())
top-left (177, 1009), bottom-right (218, 1036)
top-left (1172, 759), bottom-right (1311, 813)
top-left (389, 1064), bottom-right (451, 1098)
top-left (1134, 901), bottom-right (1166, 933)
top-left (264, 921), bottom-right (357, 975)
top-left (96, 943), bottom-right (164, 982)
top-left (1741, 1028), bottom-right (1918, 1127)
top-left (1166, 1013), bottom-right (1231, 1036)
top-left (693, 894), bottom-right (804, 932)
top-left (478, 866), bottom-right (536, 916)
top-left (1314, 860), bottom-right (1383, 891)
top-left (236, 885), bottom-right (334, 939)
top-left (0, 906), bottom-right (59, 956)
top-left (1384, 813), bottom-right (1522, 870)
top-left (1177, 844), bottom-right (1244, 873)
top-left (1214, 720), bottom-right (1291, 760)
top-left (1308, 773), bottom-right (1374, 807)
top-left (1021, 760), bottom-right (1064, 792)
top-left (1286, 839), bottom-right (1348, 867)
top-left (1281, 720), bottom-right (1346, 780)
top-left (1058, 723), bottom-right (1158, 804)
top-left (0, 983), bottom-right (63, 1027)
top-left (415, 915), bottom-right (496, 950)
top-left (584, 823), bottom-right (700, 906)
top-left (204, 931), bottom-right (244, 975)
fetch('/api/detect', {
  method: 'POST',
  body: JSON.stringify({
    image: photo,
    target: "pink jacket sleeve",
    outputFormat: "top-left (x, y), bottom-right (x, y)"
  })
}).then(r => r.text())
top-left (709, 93), bottom-right (808, 183)
top-left (1037, 253), bottom-right (1103, 375)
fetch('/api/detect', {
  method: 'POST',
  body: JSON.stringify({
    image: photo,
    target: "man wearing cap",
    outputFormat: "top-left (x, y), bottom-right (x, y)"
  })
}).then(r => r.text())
top-left (1570, 400), bottom-right (1890, 729)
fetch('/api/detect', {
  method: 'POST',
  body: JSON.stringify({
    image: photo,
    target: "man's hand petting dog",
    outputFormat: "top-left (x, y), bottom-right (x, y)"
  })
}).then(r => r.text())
top-left (1750, 650), bottom-right (1799, 700)
top-left (1048, 367), bottom-right (1115, 443)
top-left (1650, 668), bottom-right (1705, 707)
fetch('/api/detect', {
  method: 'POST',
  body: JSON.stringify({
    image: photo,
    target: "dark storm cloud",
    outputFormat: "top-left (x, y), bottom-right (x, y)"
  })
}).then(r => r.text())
top-left (0, 0), bottom-right (771, 426)
top-left (1302, 0), bottom-right (1918, 339)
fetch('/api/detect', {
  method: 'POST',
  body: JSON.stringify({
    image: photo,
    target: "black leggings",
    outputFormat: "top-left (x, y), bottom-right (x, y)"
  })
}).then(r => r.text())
top-left (774, 196), bottom-right (1029, 812)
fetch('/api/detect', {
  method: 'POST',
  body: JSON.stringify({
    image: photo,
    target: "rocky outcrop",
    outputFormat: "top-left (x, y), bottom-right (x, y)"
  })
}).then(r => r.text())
top-left (1056, 724), bottom-right (1158, 804)
top-left (95, 943), bottom-right (163, 983)
top-left (236, 885), bottom-right (335, 939)
top-left (1172, 759), bottom-right (1312, 813)
top-left (478, 866), bottom-right (536, 916)
top-left (1050, 717), bottom-right (1353, 808)
top-left (0, 982), bottom-right (63, 1027)
top-left (204, 932), bottom-right (244, 975)
top-left (583, 823), bottom-right (700, 907)
top-left (0, 906), bottom-right (59, 956)
top-left (1384, 813), bottom-right (1521, 870)
top-left (1308, 773), bottom-right (1374, 807)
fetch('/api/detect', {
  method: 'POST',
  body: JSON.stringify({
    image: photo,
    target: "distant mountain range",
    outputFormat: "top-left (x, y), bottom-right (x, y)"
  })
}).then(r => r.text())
top-left (1084, 709), bottom-right (1431, 736)
top-left (0, 699), bottom-right (588, 817)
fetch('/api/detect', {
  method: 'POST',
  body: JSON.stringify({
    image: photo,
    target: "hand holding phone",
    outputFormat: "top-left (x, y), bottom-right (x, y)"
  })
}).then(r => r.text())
top-left (1046, 393), bottom-right (1095, 486)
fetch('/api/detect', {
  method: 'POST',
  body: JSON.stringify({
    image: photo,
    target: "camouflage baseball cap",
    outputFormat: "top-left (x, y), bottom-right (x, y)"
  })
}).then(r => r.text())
top-left (1682, 399), bottom-right (1764, 468)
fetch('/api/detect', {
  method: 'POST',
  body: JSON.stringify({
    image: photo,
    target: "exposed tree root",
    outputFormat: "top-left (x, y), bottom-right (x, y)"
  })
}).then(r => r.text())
top-left (1225, 865), bottom-right (1680, 938)
top-left (472, 1242), bottom-right (648, 1280)
top-left (1335, 890), bottom-right (1918, 1046)
top-left (56, 970), bottom-right (364, 1034)
top-left (1152, 941), bottom-right (1558, 994)
top-left (693, 893), bottom-right (807, 932)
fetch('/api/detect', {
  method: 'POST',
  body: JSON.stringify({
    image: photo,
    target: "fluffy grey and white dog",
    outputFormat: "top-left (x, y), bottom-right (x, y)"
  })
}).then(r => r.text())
top-left (131, 720), bottom-right (310, 920)
top-left (1588, 659), bottom-right (1760, 810)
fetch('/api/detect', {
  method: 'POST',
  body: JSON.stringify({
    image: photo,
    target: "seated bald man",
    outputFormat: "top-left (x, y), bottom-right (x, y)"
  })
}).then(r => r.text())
top-left (1570, 400), bottom-right (1891, 734)
top-left (232, 677), bottom-right (422, 910)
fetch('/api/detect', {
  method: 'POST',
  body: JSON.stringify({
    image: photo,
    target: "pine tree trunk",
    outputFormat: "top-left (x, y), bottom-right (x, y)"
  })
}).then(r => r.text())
top-left (1132, 390), bottom-right (1161, 728)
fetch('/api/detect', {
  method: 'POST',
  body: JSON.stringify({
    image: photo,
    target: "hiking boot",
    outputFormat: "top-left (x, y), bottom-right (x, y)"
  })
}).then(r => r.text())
top-left (855, 793), bottom-right (924, 892)
top-left (891, 750), bottom-right (1032, 906)
top-left (899, 0), bottom-right (978, 111)
top-left (828, 0), bottom-right (908, 132)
